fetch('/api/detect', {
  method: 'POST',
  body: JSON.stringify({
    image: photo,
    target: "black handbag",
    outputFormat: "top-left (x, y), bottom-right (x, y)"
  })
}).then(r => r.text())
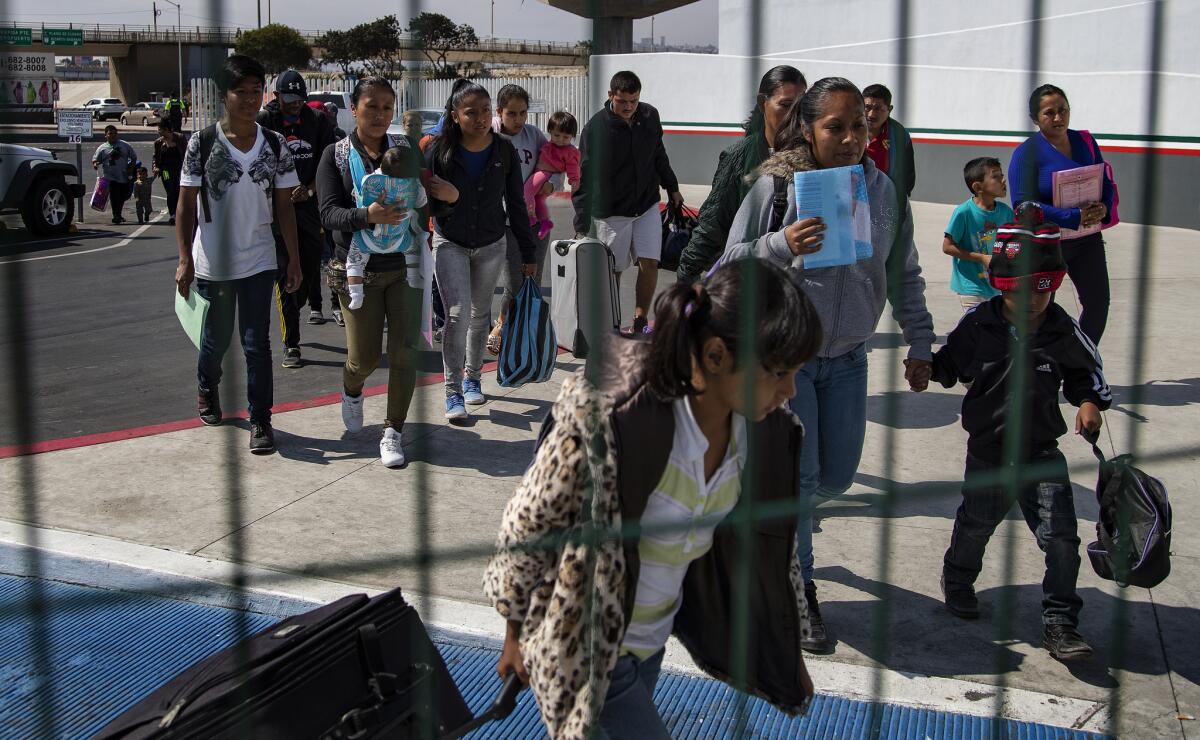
top-left (93, 588), bottom-right (520, 739)
top-left (658, 201), bottom-right (698, 273)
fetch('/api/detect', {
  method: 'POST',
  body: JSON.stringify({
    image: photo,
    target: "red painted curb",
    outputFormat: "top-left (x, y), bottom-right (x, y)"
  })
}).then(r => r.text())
top-left (0, 360), bottom-right (501, 460)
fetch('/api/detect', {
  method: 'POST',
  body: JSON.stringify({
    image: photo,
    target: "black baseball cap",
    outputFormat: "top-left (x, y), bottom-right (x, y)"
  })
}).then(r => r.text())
top-left (276, 70), bottom-right (307, 103)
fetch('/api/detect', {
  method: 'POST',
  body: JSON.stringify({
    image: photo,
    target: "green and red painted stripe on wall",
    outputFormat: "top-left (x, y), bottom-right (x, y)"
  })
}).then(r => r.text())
top-left (661, 122), bottom-right (1200, 156)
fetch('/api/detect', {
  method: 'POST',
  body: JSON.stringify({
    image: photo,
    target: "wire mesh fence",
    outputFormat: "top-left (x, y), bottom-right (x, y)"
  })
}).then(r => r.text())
top-left (3, 0), bottom-right (1190, 737)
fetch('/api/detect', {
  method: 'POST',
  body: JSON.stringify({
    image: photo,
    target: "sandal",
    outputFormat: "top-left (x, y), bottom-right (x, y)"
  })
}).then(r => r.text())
top-left (486, 324), bottom-right (503, 356)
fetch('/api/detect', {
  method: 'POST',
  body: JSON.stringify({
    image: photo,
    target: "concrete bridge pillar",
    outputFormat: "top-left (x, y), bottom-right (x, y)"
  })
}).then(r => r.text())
top-left (541, 0), bottom-right (699, 54)
top-left (592, 17), bottom-right (634, 56)
top-left (109, 44), bottom-right (227, 103)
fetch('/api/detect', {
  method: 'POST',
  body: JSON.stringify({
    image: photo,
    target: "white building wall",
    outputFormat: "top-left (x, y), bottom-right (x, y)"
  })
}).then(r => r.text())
top-left (595, 0), bottom-right (1197, 137)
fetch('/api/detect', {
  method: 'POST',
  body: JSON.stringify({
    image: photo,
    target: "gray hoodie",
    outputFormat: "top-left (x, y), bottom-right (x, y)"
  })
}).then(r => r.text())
top-left (723, 145), bottom-right (935, 361)
top-left (492, 117), bottom-right (563, 189)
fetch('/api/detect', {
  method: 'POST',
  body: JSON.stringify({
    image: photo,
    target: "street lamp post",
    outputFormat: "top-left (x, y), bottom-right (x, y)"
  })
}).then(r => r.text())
top-left (161, 0), bottom-right (182, 108)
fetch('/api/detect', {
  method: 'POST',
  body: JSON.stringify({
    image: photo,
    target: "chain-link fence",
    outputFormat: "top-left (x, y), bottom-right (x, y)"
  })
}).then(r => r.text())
top-left (4, 0), bottom-right (1191, 738)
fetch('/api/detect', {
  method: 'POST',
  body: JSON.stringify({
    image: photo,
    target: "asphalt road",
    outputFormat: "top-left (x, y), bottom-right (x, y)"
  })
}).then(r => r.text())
top-left (0, 141), bottom-right (645, 447)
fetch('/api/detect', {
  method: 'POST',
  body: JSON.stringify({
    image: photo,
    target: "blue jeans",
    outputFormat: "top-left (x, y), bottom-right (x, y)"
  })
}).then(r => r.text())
top-left (597, 649), bottom-right (670, 739)
top-left (943, 450), bottom-right (1083, 626)
top-left (195, 269), bottom-right (276, 425)
top-left (791, 343), bottom-right (869, 584)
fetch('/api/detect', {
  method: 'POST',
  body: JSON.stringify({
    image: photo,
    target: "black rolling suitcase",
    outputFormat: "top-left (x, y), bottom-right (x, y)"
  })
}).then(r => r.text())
top-left (94, 587), bottom-right (521, 740)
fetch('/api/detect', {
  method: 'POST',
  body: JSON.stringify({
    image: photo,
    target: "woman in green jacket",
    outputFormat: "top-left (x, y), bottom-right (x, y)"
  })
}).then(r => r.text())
top-left (675, 65), bottom-right (806, 284)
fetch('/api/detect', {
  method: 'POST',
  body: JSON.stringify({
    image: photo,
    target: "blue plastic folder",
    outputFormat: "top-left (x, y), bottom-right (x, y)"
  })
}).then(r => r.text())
top-left (175, 288), bottom-right (210, 350)
top-left (793, 165), bottom-right (873, 269)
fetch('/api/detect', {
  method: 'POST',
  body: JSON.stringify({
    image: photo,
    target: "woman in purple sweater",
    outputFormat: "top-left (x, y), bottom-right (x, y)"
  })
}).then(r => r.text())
top-left (1009, 84), bottom-right (1115, 344)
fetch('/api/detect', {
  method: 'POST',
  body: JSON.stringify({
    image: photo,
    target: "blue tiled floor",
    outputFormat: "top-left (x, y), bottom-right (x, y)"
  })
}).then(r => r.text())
top-left (0, 575), bottom-right (1104, 739)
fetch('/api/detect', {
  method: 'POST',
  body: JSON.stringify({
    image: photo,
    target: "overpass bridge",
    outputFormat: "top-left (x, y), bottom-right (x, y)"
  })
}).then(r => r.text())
top-left (4, 24), bottom-right (587, 103)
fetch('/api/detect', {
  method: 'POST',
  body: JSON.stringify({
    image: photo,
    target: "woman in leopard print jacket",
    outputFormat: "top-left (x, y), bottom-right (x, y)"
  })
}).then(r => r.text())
top-left (483, 259), bottom-right (821, 738)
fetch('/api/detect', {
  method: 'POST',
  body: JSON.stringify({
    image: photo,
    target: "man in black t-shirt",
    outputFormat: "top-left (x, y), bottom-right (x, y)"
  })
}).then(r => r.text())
top-left (257, 70), bottom-right (337, 365)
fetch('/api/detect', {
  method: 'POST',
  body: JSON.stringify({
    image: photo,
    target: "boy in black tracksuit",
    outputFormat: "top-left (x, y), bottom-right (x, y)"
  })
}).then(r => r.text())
top-left (931, 203), bottom-right (1111, 661)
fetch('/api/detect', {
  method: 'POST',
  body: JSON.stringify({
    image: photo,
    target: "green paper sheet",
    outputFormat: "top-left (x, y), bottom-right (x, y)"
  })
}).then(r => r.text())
top-left (174, 288), bottom-right (209, 350)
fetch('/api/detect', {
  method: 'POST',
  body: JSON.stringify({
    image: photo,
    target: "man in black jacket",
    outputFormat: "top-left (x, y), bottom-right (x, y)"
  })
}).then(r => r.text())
top-left (257, 70), bottom-right (337, 366)
top-left (573, 71), bottom-right (683, 335)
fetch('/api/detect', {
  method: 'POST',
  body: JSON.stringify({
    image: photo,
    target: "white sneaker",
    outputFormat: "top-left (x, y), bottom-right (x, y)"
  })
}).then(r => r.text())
top-left (379, 427), bottom-right (405, 468)
top-left (341, 391), bottom-right (364, 432)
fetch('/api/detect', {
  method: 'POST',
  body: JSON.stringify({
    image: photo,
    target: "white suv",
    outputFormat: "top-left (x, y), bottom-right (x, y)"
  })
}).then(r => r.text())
top-left (0, 144), bottom-right (86, 235)
top-left (83, 97), bottom-right (126, 121)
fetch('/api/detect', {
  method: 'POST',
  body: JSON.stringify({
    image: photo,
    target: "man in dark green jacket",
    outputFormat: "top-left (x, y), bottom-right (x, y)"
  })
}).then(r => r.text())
top-left (863, 83), bottom-right (916, 201)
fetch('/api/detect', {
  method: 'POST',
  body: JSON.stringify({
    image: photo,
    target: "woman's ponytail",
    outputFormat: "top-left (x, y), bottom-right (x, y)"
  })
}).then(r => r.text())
top-left (646, 259), bottom-right (822, 399)
top-left (647, 282), bottom-right (711, 397)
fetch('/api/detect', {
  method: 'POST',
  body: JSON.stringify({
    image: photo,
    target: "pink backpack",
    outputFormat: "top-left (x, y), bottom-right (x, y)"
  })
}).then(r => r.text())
top-left (1080, 130), bottom-right (1120, 229)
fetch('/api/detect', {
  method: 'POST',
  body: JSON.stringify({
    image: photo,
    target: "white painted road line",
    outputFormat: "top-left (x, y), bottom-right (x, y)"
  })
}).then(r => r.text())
top-left (2, 212), bottom-right (165, 264)
top-left (0, 520), bottom-right (1110, 734)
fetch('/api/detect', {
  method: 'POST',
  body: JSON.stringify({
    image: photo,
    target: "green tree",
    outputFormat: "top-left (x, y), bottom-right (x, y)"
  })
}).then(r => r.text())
top-left (317, 29), bottom-right (357, 75)
top-left (354, 15), bottom-right (404, 77)
top-left (234, 24), bottom-right (312, 74)
top-left (408, 12), bottom-right (479, 77)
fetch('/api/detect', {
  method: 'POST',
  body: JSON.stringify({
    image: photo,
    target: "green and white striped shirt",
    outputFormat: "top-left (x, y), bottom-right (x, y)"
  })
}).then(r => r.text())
top-left (621, 397), bottom-right (746, 659)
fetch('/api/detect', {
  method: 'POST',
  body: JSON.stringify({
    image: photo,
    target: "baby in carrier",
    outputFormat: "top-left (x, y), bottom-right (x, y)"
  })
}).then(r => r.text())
top-left (346, 140), bottom-right (428, 309)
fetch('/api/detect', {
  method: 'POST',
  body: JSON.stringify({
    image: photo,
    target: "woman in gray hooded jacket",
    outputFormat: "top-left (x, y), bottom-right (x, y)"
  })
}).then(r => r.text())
top-left (722, 77), bottom-right (936, 654)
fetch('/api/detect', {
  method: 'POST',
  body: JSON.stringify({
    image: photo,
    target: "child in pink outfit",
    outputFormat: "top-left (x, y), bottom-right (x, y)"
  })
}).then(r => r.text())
top-left (523, 111), bottom-right (581, 240)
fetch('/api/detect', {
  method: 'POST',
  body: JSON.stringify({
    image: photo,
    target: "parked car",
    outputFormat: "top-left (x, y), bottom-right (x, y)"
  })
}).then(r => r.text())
top-left (0, 143), bottom-right (86, 236)
top-left (82, 98), bottom-right (126, 121)
top-left (121, 102), bottom-right (165, 127)
top-left (387, 107), bottom-right (443, 139)
top-left (306, 91), bottom-right (353, 134)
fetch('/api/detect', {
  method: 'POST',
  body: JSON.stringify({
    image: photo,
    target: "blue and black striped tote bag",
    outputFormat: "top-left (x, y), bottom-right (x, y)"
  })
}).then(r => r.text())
top-left (498, 277), bottom-right (557, 388)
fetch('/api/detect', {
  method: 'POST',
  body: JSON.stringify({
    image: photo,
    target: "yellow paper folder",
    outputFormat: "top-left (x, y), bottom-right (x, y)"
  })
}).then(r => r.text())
top-left (174, 288), bottom-right (210, 350)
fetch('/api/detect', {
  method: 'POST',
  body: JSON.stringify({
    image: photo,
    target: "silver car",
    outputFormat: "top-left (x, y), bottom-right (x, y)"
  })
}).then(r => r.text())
top-left (121, 102), bottom-right (165, 127)
top-left (82, 97), bottom-right (125, 121)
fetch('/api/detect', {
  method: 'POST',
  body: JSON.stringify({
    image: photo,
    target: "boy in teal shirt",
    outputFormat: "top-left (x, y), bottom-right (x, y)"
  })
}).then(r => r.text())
top-left (942, 157), bottom-right (1013, 310)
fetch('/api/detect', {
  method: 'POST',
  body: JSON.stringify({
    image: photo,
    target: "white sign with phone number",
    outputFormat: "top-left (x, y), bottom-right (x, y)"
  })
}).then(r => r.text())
top-left (0, 52), bottom-right (54, 78)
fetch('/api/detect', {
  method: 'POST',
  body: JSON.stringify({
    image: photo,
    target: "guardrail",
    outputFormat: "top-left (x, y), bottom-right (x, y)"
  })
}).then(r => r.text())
top-left (10, 23), bottom-right (585, 55)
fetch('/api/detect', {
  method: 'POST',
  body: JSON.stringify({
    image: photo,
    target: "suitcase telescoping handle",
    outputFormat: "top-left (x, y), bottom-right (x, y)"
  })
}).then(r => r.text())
top-left (439, 673), bottom-right (523, 740)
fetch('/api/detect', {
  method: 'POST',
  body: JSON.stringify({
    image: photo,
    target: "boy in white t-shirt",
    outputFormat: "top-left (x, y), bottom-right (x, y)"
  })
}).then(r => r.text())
top-left (174, 54), bottom-right (302, 455)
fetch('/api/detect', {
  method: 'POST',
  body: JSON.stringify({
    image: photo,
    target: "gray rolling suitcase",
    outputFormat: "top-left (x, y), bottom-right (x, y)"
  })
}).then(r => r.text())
top-left (549, 238), bottom-right (621, 359)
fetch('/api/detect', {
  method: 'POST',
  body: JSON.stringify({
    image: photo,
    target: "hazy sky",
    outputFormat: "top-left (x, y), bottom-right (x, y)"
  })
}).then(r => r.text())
top-left (4, 0), bottom-right (718, 46)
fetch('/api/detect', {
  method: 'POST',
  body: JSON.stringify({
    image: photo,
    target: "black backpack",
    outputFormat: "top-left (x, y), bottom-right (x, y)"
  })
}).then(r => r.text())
top-left (195, 123), bottom-right (283, 224)
top-left (1083, 432), bottom-right (1172, 588)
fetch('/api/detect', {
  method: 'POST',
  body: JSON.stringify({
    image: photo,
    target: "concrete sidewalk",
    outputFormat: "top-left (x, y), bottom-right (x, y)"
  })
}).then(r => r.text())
top-left (2, 199), bottom-right (1196, 738)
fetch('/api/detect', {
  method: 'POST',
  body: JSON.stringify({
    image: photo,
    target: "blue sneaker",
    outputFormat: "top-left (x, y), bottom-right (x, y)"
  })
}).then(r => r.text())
top-left (462, 378), bottom-right (485, 405)
top-left (445, 393), bottom-right (468, 421)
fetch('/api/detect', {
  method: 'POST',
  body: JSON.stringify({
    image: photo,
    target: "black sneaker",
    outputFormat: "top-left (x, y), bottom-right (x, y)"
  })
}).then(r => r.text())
top-left (168, 217), bottom-right (176, 226)
top-left (941, 575), bottom-right (980, 619)
top-left (1043, 625), bottom-right (1093, 661)
top-left (198, 386), bottom-right (221, 426)
top-left (801, 581), bottom-right (834, 654)
top-left (281, 347), bottom-right (302, 368)
top-left (249, 422), bottom-right (276, 454)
